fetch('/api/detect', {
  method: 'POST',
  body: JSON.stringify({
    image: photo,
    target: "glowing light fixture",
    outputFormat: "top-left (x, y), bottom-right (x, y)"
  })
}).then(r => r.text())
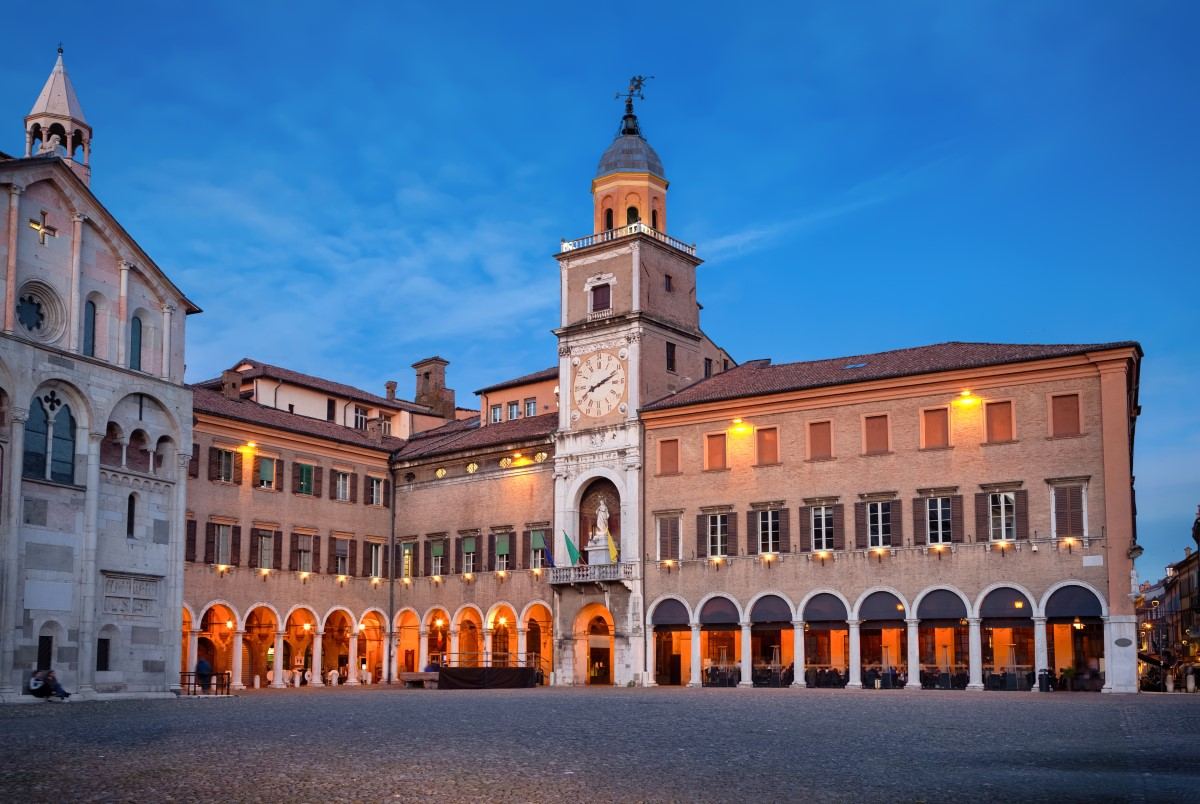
top-left (435, 467), bottom-right (447, 479)
top-left (1013, 600), bottom-right (1024, 610)
top-left (729, 417), bottom-right (752, 435)
top-left (466, 462), bottom-right (479, 474)
top-left (1072, 616), bottom-right (1084, 631)
top-left (953, 390), bottom-right (980, 408)
top-left (302, 623), bottom-right (312, 632)
top-left (498, 616), bottom-right (508, 627)
top-left (435, 618), bottom-right (445, 628)
top-left (225, 619), bottom-right (234, 630)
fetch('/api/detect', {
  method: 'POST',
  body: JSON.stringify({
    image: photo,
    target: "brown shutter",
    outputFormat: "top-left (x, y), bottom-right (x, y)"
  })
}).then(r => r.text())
top-left (289, 533), bottom-right (299, 572)
top-left (248, 530), bottom-right (260, 569)
top-left (350, 473), bottom-right (359, 503)
top-left (950, 495), bottom-right (964, 543)
top-left (975, 493), bottom-right (989, 542)
top-left (696, 514), bottom-right (706, 559)
top-left (188, 444), bottom-right (199, 478)
top-left (1014, 490), bottom-right (1029, 540)
top-left (912, 498), bottom-right (926, 546)
top-left (274, 459), bottom-right (284, 491)
top-left (891, 499), bottom-right (903, 547)
top-left (422, 540), bottom-right (431, 577)
top-left (252, 456), bottom-right (262, 487)
top-left (923, 408), bottom-right (949, 449)
top-left (520, 530), bottom-right (530, 570)
top-left (186, 520), bottom-right (197, 562)
top-left (660, 440), bottom-right (679, 475)
top-left (779, 509), bottom-right (791, 553)
top-left (746, 511), bottom-right (758, 555)
top-left (854, 502), bottom-right (867, 550)
top-left (233, 451), bottom-right (243, 485)
top-left (756, 428), bottom-right (779, 464)
top-left (292, 462), bottom-right (301, 493)
top-left (727, 512), bottom-right (738, 557)
top-left (809, 421), bottom-right (832, 459)
top-left (273, 531), bottom-right (283, 570)
top-left (454, 537), bottom-right (463, 574)
top-left (383, 544), bottom-right (391, 579)
top-left (348, 539), bottom-right (358, 577)
top-left (1052, 394), bottom-right (1080, 437)
top-left (798, 506), bottom-right (811, 552)
top-left (706, 434), bottom-right (726, 470)
top-left (488, 532), bottom-right (496, 572)
top-left (204, 523), bottom-right (215, 563)
top-left (986, 401), bottom-right (1013, 443)
top-left (207, 446), bottom-right (219, 481)
top-left (327, 536), bottom-right (337, 575)
top-left (832, 505), bottom-right (845, 551)
top-left (669, 517), bottom-right (680, 560)
top-left (362, 474), bottom-right (370, 505)
top-left (314, 467), bottom-right (323, 498)
top-left (384, 480), bottom-right (392, 508)
top-left (311, 535), bottom-right (321, 574)
top-left (864, 415), bottom-right (889, 454)
top-left (230, 526), bottom-right (242, 566)
top-left (1069, 486), bottom-right (1084, 538)
top-left (328, 471), bottom-right (337, 500)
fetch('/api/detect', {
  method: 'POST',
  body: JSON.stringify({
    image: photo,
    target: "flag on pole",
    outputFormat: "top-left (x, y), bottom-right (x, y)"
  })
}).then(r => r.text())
top-left (607, 530), bottom-right (619, 563)
top-left (562, 530), bottom-right (581, 566)
top-left (538, 530), bottom-right (556, 568)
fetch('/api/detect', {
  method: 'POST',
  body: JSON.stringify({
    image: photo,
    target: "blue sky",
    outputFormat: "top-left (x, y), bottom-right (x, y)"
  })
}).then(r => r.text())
top-left (2, 2), bottom-right (1196, 577)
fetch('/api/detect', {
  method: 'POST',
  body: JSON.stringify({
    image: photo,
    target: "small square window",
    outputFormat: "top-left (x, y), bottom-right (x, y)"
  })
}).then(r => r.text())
top-left (490, 405), bottom-right (502, 424)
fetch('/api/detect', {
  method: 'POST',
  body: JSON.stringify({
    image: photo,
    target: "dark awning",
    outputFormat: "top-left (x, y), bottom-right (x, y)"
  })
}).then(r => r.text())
top-left (699, 596), bottom-right (740, 625)
top-left (1044, 585), bottom-right (1103, 618)
top-left (917, 589), bottom-right (967, 621)
top-left (651, 598), bottom-right (690, 626)
top-left (859, 591), bottom-right (905, 621)
top-left (979, 587), bottom-right (1032, 618)
top-left (750, 595), bottom-right (792, 624)
top-left (803, 593), bottom-right (848, 623)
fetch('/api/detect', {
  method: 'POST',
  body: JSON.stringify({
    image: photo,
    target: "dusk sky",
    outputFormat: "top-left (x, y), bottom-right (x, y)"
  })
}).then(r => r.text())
top-left (1, 2), bottom-right (1195, 576)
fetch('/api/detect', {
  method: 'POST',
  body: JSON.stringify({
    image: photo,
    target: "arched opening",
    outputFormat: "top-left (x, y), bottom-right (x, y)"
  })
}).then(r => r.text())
top-left (916, 590), bottom-right (969, 690)
top-left (488, 605), bottom-right (516, 667)
top-left (858, 591), bottom-right (908, 689)
top-left (126, 429), bottom-right (151, 474)
top-left (699, 596), bottom-right (740, 687)
top-left (802, 594), bottom-right (848, 688)
top-left (284, 608), bottom-right (317, 686)
top-left (524, 603), bottom-right (553, 684)
top-left (457, 609), bottom-right (482, 667)
top-left (357, 612), bottom-right (386, 683)
top-left (651, 599), bottom-right (691, 686)
top-left (321, 610), bottom-right (354, 685)
top-left (426, 609), bottom-right (450, 668)
top-left (198, 604), bottom-right (237, 680)
top-left (126, 493), bottom-right (137, 539)
top-left (604, 208), bottom-right (614, 230)
top-left (100, 422), bottom-right (124, 467)
top-left (244, 606), bottom-right (280, 688)
top-left (574, 603), bottom-right (614, 686)
top-left (750, 595), bottom-right (793, 687)
top-left (395, 610), bottom-right (420, 673)
top-left (979, 587), bottom-right (1034, 691)
top-left (24, 392), bottom-right (77, 484)
top-left (96, 624), bottom-right (119, 674)
top-left (626, 206), bottom-right (639, 226)
top-left (578, 477), bottom-right (620, 565)
top-left (129, 315), bottom-right (143, 371)
top-left (154, 435), bottom-right (176, 477)
top-left (180, 608), bottom-right (193, 673)
top-left (651, 208), bottom-right (659, 231)
top-left (1045, 585), bottom-right (1105, 691)
top-left (82, 299), bottom-right (96, 357)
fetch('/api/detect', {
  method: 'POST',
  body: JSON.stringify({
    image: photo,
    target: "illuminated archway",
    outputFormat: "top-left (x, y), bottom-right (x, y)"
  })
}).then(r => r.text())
top-left (574, 603), bottom-right (614, 686)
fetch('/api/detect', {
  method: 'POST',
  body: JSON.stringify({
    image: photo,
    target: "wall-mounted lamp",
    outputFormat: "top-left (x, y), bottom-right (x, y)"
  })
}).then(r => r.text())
top-left (953, 390), bottom-right (979, 408)
top-left (432, 574), bottom-right (443, 585)
top-left (815, 550), bottom-right (830, 567)
top-left (531, 567), bottom-right (542, 578)
top-left (710, 556), bottom-right (724, 571)
top-left (302, 622), bottom-right (312, 632)
top-left (761, 552), bottom-right (776, 568)
top-left (215, 564), bottom-right (231, 577)
top-left (660, 559), bottom-right (674, 574)
top-left (225, 619), bottom-right (234, 630)
top-left (463, 572), bottom-right (474, 583)
top-left (872, 547), bottom-right (886, 564)
top-left (337, 574), bottom-right (348, 586)
top-left (1061, 536), bottom-right (1075, 554)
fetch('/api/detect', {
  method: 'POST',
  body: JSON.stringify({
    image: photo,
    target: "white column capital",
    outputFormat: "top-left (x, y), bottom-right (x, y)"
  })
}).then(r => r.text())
top-left (72, 212), bottom-right (87, 223)
top-left (8, 183), bottom-right (23, 197)
top-left (10, 406), bottom-right (28, 424)
top-left (118, 259), bottom-right (133, 272)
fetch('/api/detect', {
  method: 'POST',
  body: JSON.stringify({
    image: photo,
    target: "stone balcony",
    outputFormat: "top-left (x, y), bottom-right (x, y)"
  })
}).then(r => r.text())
top-left (549, 562), bottom-right (638, 585)
top-left (560, 221), bottom-right (696, 257)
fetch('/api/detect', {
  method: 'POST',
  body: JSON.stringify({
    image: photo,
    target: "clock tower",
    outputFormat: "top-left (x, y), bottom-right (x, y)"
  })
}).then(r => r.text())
top-left (549, 80), bottom-right (731, 686)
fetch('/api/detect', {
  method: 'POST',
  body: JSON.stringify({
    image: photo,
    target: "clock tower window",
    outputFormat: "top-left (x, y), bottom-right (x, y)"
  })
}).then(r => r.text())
top-left (591, 284), bottom-right (611, 313)
top-left (604, 208), bottom-right (614, 231)
top-left (626, 206), bottom-right (639, 226)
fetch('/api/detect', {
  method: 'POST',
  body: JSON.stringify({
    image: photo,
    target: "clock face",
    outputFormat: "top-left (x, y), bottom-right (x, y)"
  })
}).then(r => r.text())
top-left (572, 351), bottom-right (627, 418)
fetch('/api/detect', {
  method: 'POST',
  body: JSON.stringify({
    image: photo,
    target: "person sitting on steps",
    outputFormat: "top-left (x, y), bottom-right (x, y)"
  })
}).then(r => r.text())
top-left (29, 669), bottom-right (70, 701)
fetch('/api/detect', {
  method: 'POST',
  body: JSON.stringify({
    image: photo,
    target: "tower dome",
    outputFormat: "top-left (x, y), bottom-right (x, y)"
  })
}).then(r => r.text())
top-left (596, 106), bottom-right (664, 180)
top-left (591, 78), bottom-right (669, 235)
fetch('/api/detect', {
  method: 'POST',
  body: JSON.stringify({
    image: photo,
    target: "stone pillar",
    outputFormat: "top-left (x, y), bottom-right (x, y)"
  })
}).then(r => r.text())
top-left (68, 213), bottom-right (85, 353)
top-left (117, 260), bottom-right (130, 366)
top-left (3, 184), bottom-right (23, 334)
top-left (791, 620), bottom-right (805, 688)
top-left (1105, 615), bottom-right (1138, 693)
top-left (231, 631), bottom-right (245, 690)
top-left (418, 628), bottom-right (429, 670)
top-left (187, 630), bottom-right (199, 674)
top-left (0, 408), bottom-right (28, 696)
top-left (905, 618), bottom-right (920, 691)
top-left (738, 622), bottom-right (753, 687)
top-left (967, 618), bottom-right (984, 691)
top-left (74, 431), bottom-right (103, 697)
top-left (165, 452), bottom-right (189, 694)
top-left (160, 304), bottom-right (174, 380)
top-left (1033, 616), bottom-right (1048, 692)
top-left (483, 628), bottom-right (493, 667)
top-left (516, 627), bottom-right (527, 667)
top-left (688, 624), bottom-right (702, 687)
top-left (311, 633), bottom-right (324, 686)
top-left (271, 632), bottom-right (286, 688)
top-left (449, 628), bottom-right (460, 665)
top-left (346, 630), bottom-right (359, 684)
top-left (848, 619), bottom-right (862, 689)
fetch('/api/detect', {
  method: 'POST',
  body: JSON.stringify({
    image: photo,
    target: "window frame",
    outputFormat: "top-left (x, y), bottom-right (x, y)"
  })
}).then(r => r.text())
top-left (754, 426), bottom-right (780, 466)
top-left (257, 456), bottom-right (277, 490)
top-left (988, 492), bottom-right (1017, 542)
top-left (334, 470), bottom-right (351, 502)
top-left (354, 405), bottom-right (368, 431)
top-left (926, 496), bottom-right (952, 545)
top-left (296, 463), bottom-right (314, 495)
top-left (490, 405), bottom-right (502, 424)
top-left (707, 513), bottom-right (729, 558)
top-left (758, 509), bottom-right (780, 554)
top-left (400, 542), bottom-right (415, 578)
top-left (867, 500), bottom-right (892, 548)
top-left (369, 476), bottom-right (385, 506)
top-left (334, 539), bottom-right (349, 575)
top-left (666, 342), bottom-right (677, 373)
top-left (920, 405), bottom-right (952, 450)
top-left (806, 419), bottom-right (834, 461)
top-left (1048, 392), bottom-right (1082, 438)
top-left (257, 531), bottom-right (274, 568)
top-left (214, 523), bottom-right (232, 565)
top-left (507, 400), bottom-right (519, 420)
top-left (984, 399), bottom-right (1017, 444)
top-left (297, 534), bottom-right (313, 573)
top-left (215, 448), bottom-right (236, 483)
top-left (530, 529), bottom-right (547, 569)
top-left (1050, 483), bottom-right (1088, 541)
top-left (657, 438), bottom-right (681, 476)
top-left (590, 282), bottom-right (612, 313)
top-left (524, 398), bottom-right (537, 418)
top-left (811, 506), bottom-right (834, 551)
top-left (82, 300), bottom-right (96, 357)
top-left (368, 542), bottom-right (384, 578)
top-left (862, 413), bottom-right (890, 455)
top-left (129, 315), bottom-right (142, 371)
top-left (656, 515), bottom-right (681, 561)
top-left (704, 431), bottom-right (727, 472)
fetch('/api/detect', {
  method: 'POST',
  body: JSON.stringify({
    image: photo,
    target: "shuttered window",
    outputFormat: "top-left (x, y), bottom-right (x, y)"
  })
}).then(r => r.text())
top-left (811, 506), bottom-right (834, 551)
top-left (296, 534), bottom-right (313, 573)
top-left (923, 408), bottom-right (949, 449)
top-left (659, 439), bottom-right (680, 475)
top-left (657, 516), bottom-right (680, 560)
top-left (756, 427), bottom-right (779, 465)
top-left (985, 401), bottom-right (1014, 443)
top-left (808, 421), bottom-right (832, 460)
top-left (1051, 394), bottom-right (1081, 437)
top-left (591, 283), bottom-right (611, 312)
top-left (495, 533), bottom-right (510, 571)
top-left (864, 415), bottom-right (889, 454)
top-left (707, 514), bottom-right (729, 557)
top-left (757, 509), bottom-right (780, 553)
top-left (989, 492), bottom-right (1016, 541)
top-left (705, 433), bottom-right (727, 471)
top-left (1054, 485), bottom-right (1085, 539)
top-left (927, 497), bottom-right (952, 544)
top-left (530, 530), bottom-right (547, 569)
top-left (867, 501), bottom-right (892, 547)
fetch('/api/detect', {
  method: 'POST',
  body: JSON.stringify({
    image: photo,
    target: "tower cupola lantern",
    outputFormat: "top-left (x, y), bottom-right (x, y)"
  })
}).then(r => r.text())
top-left (593, 75), bottom-right (668, 236)
top-left (25, 47), bottom-right (93, 186)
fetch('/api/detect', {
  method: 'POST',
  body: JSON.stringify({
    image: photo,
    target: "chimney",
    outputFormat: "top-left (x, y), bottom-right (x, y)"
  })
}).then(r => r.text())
top-left (220, 370), bottom-right (242, 401)
top-left (366, 417), bottom-right (384, 444)
top-left (385, 381), bottom-right (397, 402)
top-left (412, 356), bottom-right (455, 419)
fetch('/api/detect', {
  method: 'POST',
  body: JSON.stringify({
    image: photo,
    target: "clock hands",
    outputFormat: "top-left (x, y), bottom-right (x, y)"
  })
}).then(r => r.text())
top-left (588, 371), bottom-right (617, 394)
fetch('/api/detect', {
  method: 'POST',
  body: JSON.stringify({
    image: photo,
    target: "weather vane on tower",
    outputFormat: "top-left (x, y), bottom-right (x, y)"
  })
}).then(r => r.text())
top-left (615, 75), bottom-right (653, 136)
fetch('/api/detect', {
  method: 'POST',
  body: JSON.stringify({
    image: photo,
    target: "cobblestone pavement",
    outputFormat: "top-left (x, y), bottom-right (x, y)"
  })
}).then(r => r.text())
top-left (0, 687), bottom-right (1196, 803)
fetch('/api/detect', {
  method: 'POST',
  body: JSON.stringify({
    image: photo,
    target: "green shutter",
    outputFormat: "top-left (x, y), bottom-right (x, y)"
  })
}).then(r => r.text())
top-left (531, 530), bottom-right (546, 550)
top-left (431, 540), bottom-right (444, 558)
top-left (463, 536), bottom-right (476, 554)
top-left (496, 533), bottom-right (510, 555)
top-left (259, 458), bottom-right (274, 484)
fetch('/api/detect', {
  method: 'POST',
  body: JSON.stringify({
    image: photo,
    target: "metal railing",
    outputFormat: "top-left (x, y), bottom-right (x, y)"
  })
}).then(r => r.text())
top-left (561, 221), bottom-right (696, 257)
top-left (549, 562), bottom-right (638, 585)
top-left (179, 671), bottom-right (233, 696)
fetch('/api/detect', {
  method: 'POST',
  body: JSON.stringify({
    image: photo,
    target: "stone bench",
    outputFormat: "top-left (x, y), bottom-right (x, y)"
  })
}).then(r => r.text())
top-left (398, 671), bottom-right (439, 689)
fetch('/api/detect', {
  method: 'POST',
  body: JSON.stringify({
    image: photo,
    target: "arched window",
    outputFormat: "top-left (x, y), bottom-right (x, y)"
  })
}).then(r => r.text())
top-left (23, 401), bottom-right (49, 479)
top-left (23, 394), bottom-right (76, 484)
top-left (82, 300), bottom-right (96, 357)
top-left (129, 316), bottom-right (142, 371)
top-left (126, 493), bottom-right (136, 538)
top-left (651, 209), bottom-right (658, 230)
top-left (604, 208), bottom-right (614, 230)
top-left (50, 404), bottom-right (76, 484)
top-left (626, 206), bottom-right (639, 226)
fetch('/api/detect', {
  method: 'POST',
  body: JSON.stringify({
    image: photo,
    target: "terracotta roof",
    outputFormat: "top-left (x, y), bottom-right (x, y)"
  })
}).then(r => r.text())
top-left (395, 412), bottom-right (557, 461)
top-left (642, 341), bottom-right (1141, 412)
top-left (196, 358), bottom-right (435, 415)
top-left (191, 386), bottom-right (405, 452)
top-left (474, 366), bottom-right (558, 395)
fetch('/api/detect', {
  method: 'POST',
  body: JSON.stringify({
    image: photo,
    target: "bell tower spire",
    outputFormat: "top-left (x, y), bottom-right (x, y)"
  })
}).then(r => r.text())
top-left (25, 46), bottom-right (92, 186)
top-left (593, 76), bottom-right (667, 235)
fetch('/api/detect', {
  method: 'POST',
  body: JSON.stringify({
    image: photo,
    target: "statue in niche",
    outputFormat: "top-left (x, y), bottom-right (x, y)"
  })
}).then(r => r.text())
top-left (595, 498), bottom-right (610, 537)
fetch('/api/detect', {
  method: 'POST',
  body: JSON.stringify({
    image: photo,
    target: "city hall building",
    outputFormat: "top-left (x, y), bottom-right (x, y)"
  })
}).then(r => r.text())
top-left (181, 86), bottom-right (1144, 694)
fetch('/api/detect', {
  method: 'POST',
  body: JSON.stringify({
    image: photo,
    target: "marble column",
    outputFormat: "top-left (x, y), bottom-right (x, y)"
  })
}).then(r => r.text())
top-left (230, 631), bottom-right (245, 690)
top-left (645, 628), bottom-right (657, 686)
top-left (449, 628), bottom-right (460, 665)
top-left (271, 632), bottom-right (286, 688)
top-left (116, 260), bottom-right (130, 365)
top-left (346, 631), bottom-right (360, 685)
top-left (483, 628), bottom-right (493, 667)
top-left (0, 408), bottom-right (28, 696)
top-left (310, 633), bottom-right (324, 686)
top-left (848, 619), bottom-right (862, 689)
top-left (165, 451), bottom-right (189, 693)
top-left (187, 630), bottom-right (199, 674)
top-left (688, 624), bottom-right (702, 687)
top-left (74, 431), bottom-right (103, 697)
top-left (516, 627), bottom-right (527, 667)
top-left (3, 184), bottom-right (22, 334)
top-left (67, 213), bottom-right (85, 352)
top-left (1033, 616), bottom-right (1048, 692)
top-left (160, 304), bottom-right (174, 379)
top-left (418, 628), bottom-right (429, 670)
top-left (905, 618), bottom-right (921, 691)
top-left (738, 622), bottom-right (753, 687)
top-left (791, 620), bottom-right (805, 688)
top-left (967, 617), bottom-right (984, 691)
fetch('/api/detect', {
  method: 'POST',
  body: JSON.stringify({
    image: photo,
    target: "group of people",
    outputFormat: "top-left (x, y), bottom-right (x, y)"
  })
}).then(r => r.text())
top-left (29, 669), bottom-right (70, 701)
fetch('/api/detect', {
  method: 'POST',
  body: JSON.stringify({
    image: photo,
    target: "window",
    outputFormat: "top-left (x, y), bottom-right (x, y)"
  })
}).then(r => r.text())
top-left (381, 417), bottom-right (392, 436)
top-left (524, 398), bottom-right (537, 418)
top-left (96, 637), bottom-right (110, 672)
top-left (604, 208), bottom-right (614, 230)
top-left (215, 448), bottom-right (236, 483)
top-left (296, 463), bottom-right (314, 495)
top-left (868, 501), bottom-right (892, 548)
top-left (126, 494), bottom-right (136, 538)
top-left (430, 539), bottom-right (445, 575)
top-left (507, 401), bottom-right (519, 420)
top-left (368, 542), bottom-right (383, 577)
top-left (369, 476), bottom-right (384, 506)
top-left (24, 395), bottom-right (77, 484)
top-left (756, 427), bottom-right (779, 465)
top-left (461, 536), bottom-right (476, 574)
top-left (83, 300), bottom-right (96, 357)
top-left (626, 206), bottom-right (639, 225)
top-left (334, 470), bottom-right (351, 501)
top-left (704, 357), bottom-right (712, 378)
top-left (401, 542), bottom-right (415, 578)
top-left (758, 509), bottom-right (780, 553)
top-left (665, 274), bottom-right (673, 292)
top-left (864, 415), bottom-right (889, 454)
top-left (658, 439), bottom-right (680, 475)
top-left (354, 405), bottom-right (368, 430)
top-left (495, 533), bottom-right (511, 571)
top-left (656, 516), bottom-right (680, 560)
top-left (985, 401), bottom-right (1014, 443)
top-left (326, 398), bottom-right (336, 422)
top-left (808, 420), bottom-right (832, 460)
top-left (334, 539), bottom-right (349, 575)
top-left (707, 513), bottom-right (729, 557)
top-left (652, 209), bottom-right (659, 230)
top-left (927, 497), bottom-right (952, 544)
top-left (256, 531), bottom-right (274, 568)
top-left (989, 492), bottom-right (1016, 541)
top-left (297, 535), bottom-right (313, 573)
top-left (257, 457), bottom-right (278, 490)
top-left (811, 506), bottom-right (834, 551)
top-left (490, 405), bottom-right (502, 424)
top-left (215, 524), bottom-right (232, 565)
top-left (666, 342), bottom-right (677, 372)
top-left (923, 408), bottom-right (950, 449)
top-left (530, 530), bottom-right (548, 569)
top-left (705, 433), bottom-right (726, 471)
top-left (1054, 485), bottom-right (1085, 539)
top-left (1051, 394), bottom-right (1081, 437)
top-left (591, 283), bottom-right (611, 312)
top-left (129, 315), bottom-right (142, 371)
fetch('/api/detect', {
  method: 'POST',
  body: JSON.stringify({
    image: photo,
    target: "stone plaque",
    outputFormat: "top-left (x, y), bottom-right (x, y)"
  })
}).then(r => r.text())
top-left (102, 573), bottom-right (160, 617)
top-left (1114, 637), bottom-right (1133, 648)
